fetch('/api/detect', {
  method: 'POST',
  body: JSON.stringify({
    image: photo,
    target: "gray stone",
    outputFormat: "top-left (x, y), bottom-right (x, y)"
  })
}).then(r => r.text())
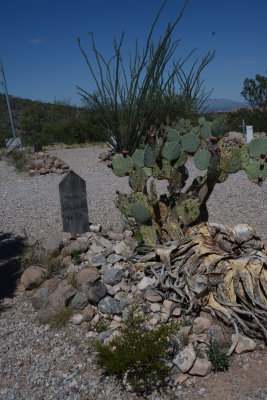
top-left (21, 266), bottom-right (47, 289)
top-left (189, 358), bottom-right (212, 376)
top-left (31, 287), bottom-right (50, 309)
top-left (91, 253), bottom-right (106, 267)
top-left (86, 281), bottom-right (107, 304)
top-left (98, 296), bottom-right (122, 314)
top-left (40, 278), bottom-right (59, 292)
top-left (232, 334), bottom-right (256, 354)
top-left (138, 276), bottom-right (153, 290)
top-left (103, 268), bottom-right (124, 286)
top-left (98, 329), bottom-right (115, 342)
top-left (42, 235), bottom-right (62, 253)
top-left (173, 344), bottom-right (196, 373)
top-left (71, 291), bottom-right (88, 309)
top-left (107, 253), bottom-right (123, 264)
top-left (76, 266), bottom-right (100, 286)
top-left (69, 314), bottom-right (84, 325)
top-left (59, 170), bottom-right (90, 234)
top-left (47, 282), bottom-right (77, 310)
top-left (144, 289), bottom-right (162, 303)
top-left (61, 240), bottom-right (89, 257)
top-left (193, 317), bottom-right (212, 334)
top-left (98, 236), bottom-right (112, 249)
top-left (105, 231), bottom-right (124, 241)
top-left (124, 237), bottom-right (138, 251)
top-left (82, 305), bottom-right (95, 321)
top-left (90, 243), bottom-right (105, 254)
top-left (113, 242), bottom-right (132, 258)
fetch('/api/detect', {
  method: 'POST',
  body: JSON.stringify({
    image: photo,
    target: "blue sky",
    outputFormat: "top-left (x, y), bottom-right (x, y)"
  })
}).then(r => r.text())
top-left (1, 0), bottom-right (266, 106)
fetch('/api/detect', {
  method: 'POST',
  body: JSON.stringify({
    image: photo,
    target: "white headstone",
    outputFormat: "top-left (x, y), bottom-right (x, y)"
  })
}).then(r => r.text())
top-left (5, 137), bottom-right (22, 152)
top-left (246, 126), bottom-right (253, 143)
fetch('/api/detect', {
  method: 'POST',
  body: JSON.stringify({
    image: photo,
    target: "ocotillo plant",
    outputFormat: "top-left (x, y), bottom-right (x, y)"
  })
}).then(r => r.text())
top-left (111, 115), bottom-right (267, 245)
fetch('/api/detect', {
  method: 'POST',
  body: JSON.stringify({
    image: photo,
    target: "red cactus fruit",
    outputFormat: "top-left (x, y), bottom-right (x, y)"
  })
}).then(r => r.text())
top-left (258, 176), bottom-right (263, 186)
top-left (214, 146), bottom-right (220, 154)
top-left (151, 131), bottom-right (156, 138)
top-left (116, 190), bottom-right (120, 195)
top-left (107, 162), bottom-right (112, 168)
top-left (218, 110), bottom-right (222, 115)
top-left (210, 136), bottom-right (218, 144)
top-left (227, 119), bottom-right (231, 123)
top-left (265, 155), bottom-right (267, 163)
top-left (260, 162), bottom-right (264, 170)
top-left (125, 171), bottom-right (129, 176)
top-left (260, 153), bottom-right (265, 159)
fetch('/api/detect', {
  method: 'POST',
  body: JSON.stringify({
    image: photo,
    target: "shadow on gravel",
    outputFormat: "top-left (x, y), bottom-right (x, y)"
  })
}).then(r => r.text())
top-left (0, 232), bottom-right (25, 302)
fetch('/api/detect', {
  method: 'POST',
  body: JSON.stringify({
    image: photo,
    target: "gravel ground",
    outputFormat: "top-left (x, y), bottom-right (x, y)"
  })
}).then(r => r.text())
top-left (0, 145), bottom-right (267, 400)
top-left (0, 145), bottom-right (267, 245)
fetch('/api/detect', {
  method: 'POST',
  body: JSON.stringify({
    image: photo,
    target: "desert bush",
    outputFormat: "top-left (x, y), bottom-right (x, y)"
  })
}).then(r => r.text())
top-left (78, 0), bottom-right (216, 154)
top-left (228, 108), bottom-right (267, 133)
top-left (208, 340), bottom-right (230, 372)
top-left (50, 306), bottom-right (73, 329)
top-left (95, 307), bottom-right (178, 393)
top-left (6, 148), bottom-right (31, 172)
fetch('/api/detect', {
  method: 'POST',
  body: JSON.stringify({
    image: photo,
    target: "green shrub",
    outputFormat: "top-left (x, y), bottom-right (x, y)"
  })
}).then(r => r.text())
top-left (95, 307), bottom-right (178, 393)
top-left (6, 149), bottom-right (31, 172)
top-left (208, 340), bottom-right (230, 372)
top-left (50, 306), bottom-right (73, 329)
top-left (228, 108), bottom-right (267, 133)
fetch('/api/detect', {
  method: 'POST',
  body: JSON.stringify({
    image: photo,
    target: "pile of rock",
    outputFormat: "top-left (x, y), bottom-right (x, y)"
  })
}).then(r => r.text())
top-left (28, 151), bottom-right (69, 176)
top-left (20, 228), bottom-right (258, 384)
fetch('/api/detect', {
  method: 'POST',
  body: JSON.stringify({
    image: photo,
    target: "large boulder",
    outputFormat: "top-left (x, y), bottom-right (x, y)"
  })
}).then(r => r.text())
top-left (21, 266), bottom-right (47, 289)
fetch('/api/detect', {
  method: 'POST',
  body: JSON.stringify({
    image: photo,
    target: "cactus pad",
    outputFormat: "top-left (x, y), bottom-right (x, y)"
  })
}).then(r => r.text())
top-left (132, 149), bottom-right (145, 168)
top-left (129, 168), bottom-right (147, 192)
top-left (167, 129), bottom-right (181, 143)
top-left (176, 199), bottom-right (200, 226)
top-left (181, 133), bottom-right (199, 153)
top-left (140, 224), bottom-right (158, 246)
top-left (162, 141), bottom-right (181, 161)
top-left (211, 116), bottom-right (227, 138)
top-left (200, 122), bottom-right (212, 140)
top-left (198, 116), bottom-right (206, 125)
top-left (144, 144), bottom-right (155, 167)
top-left (130, 202), bottom-right (151, 224)
top-left (194, 149), bottom-right (211, 170)
top-left (248, 138), bottom-right (267, 159)
top-left (245, 159), bottom-right (267, 184)
top-left (112, 154), bottom-right (133, 177)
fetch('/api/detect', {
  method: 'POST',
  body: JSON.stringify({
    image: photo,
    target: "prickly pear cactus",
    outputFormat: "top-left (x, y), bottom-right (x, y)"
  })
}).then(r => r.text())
top-left (110, 116), bottom-right (267, 245)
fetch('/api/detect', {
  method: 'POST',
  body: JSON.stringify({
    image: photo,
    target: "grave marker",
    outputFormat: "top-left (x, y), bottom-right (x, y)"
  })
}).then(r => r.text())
top-left (59, 170), bottom-right (90, 234)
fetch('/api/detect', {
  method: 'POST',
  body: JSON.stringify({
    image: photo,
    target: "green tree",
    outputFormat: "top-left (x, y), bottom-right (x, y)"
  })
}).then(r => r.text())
top-left (241, 74), bottom-right (267, 110)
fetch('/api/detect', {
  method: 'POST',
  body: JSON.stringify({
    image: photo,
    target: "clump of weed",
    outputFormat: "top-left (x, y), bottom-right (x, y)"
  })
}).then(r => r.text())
top-left (95, 307), bottom-right (178, 393)
top-left (91, 317), bottom-right (109, 333)
top-left (6, 148), bottom-right (31, 172)
top-left (208, 340), bottom-right (230, 372)
top-left (68, 272), bottom-right (79, 289)
top-left (43, 252), bottom-right (62, 279)
top-left (50, 306), bottom-right (73, 329)
top-left (71, 249), bottom-right (82, 265)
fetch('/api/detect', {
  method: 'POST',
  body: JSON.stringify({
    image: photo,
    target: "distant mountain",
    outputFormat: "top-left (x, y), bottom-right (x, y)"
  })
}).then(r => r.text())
top-left (204, 98), bottom-right (248, 112)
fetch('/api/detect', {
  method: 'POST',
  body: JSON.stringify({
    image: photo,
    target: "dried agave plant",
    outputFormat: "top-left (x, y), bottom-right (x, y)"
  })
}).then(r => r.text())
top-left (138, 223), bottom-right (267, 351)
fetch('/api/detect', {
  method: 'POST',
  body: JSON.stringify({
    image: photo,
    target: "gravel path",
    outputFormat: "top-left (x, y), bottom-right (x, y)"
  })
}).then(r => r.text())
top-left (0, 145), bottom-right (266, 245)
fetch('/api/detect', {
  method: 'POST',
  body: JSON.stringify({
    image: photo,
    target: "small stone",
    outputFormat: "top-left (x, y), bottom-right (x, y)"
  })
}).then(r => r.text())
top-left (90, 243), bottom-right (105, 254)
top-left (42, 235), bottom-right (62, 253)
top-left (174, 374), bottom-right (188, 385)
top-left (105, 231), bottom-right (124, 241)
top-left (172, 307), bottom-right (181, 317)
top-left (189, 358), bottom-right (212, 376)
top-left (123, 237), bottom-right (138, 251)
top-left (98, 236), bottom-right (112, 249)
top-left (62, 256), bottom-right (72, 267)
top-left (71, 291), bottom-right (88, 309)
top-left (173, 344), bottom-right (196, 373)
top-left (149, 318), bottom-right (158, 326)
top-left (193, 317), bottom-right (212, 334)
top-left (105, 284), bottom-right (116, 296)
top-left (47, 282), bottom-right (77, 310)
top-left (162, 299), bottom-right (173, 311)
top-left (69, 314), bottom-right (84, 325)
top-left (150, 303), bottom-right (161, 313)
top-left (144, 289), bottom-right (162, 303)
top-left (76, 266), bottom-right (100, 286)
top-left (90, 224), bottom-right (101, 232)
top-left (83, 305), bottom-right (95, 321)
top-left (98, 329), bottom-right (115, 342)
top-left (91, 253), bottom-right (106, 267)
top-left (98, 296), bottom-right (122, 314)
top-left (138, 277), bottom-right (153, 290)
top-left (21, 266), bottom-right (47, 289)
top-left (61, 240), bottom-right (89, 257)
top-left (103, 268), bottom-right (124, 286)
top-left (86, 281), bottom-right (107, 304)
top-left (107, 253), bottom-right (123, 264)
top-left (31, 287), bottom-right (50, 309)
top-left (113, 242), bottom-right (132, 258)
top-left (40, 278), bottom-right (58, 292)
top-left (232, 334), bottom-right (256, 354)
